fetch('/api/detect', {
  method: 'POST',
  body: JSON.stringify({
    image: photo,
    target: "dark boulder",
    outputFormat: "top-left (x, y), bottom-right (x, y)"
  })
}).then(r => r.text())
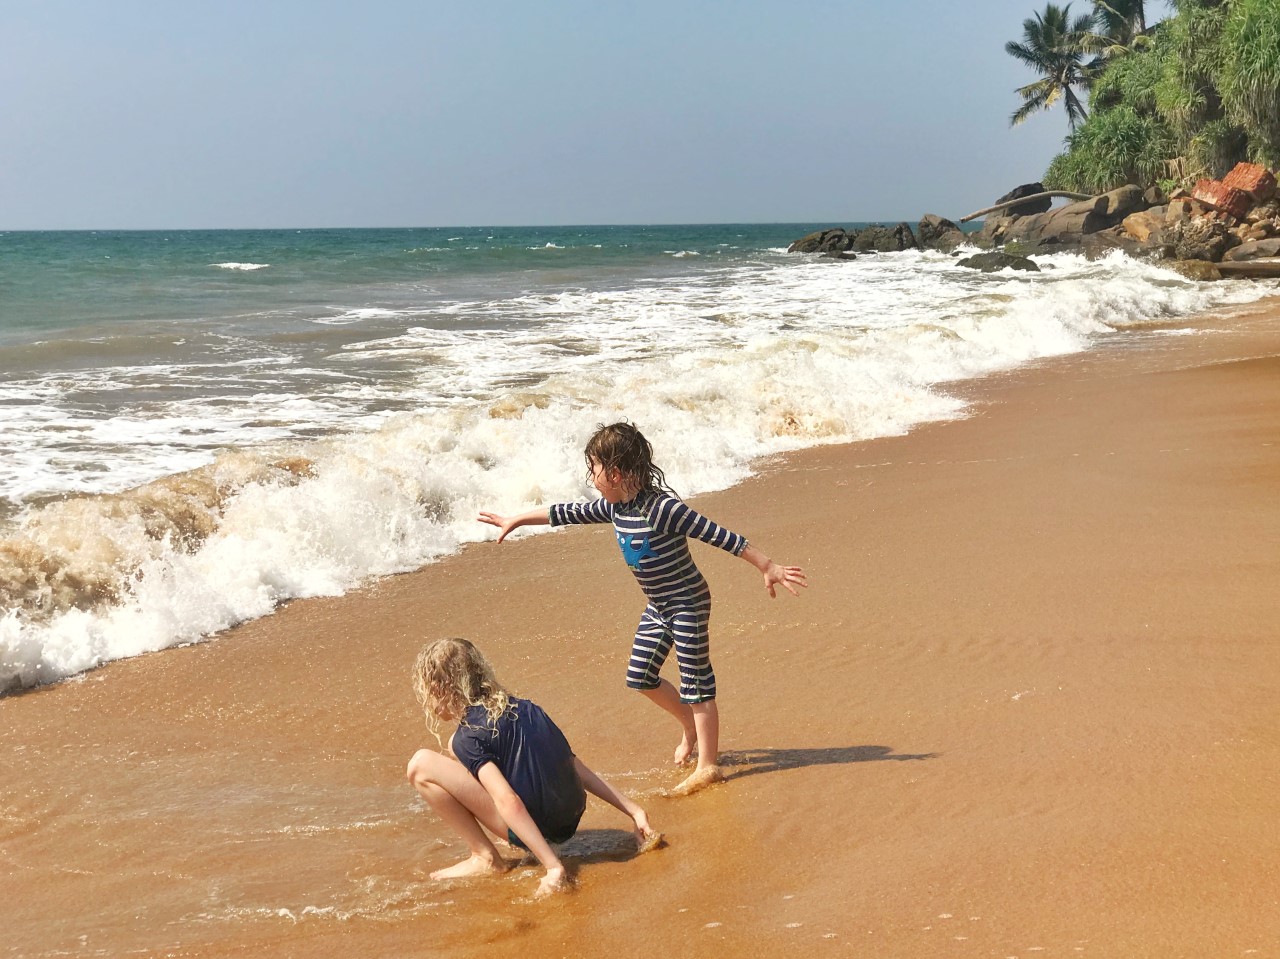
top-left (820, 251), bottom-right (858, 261)
top-left (917, 214), bottom-right (968, 252)
top-left (853, 222), bottom-right (918, 253)
top-left (787, 228), bottom-right (859, 254)
top-left (1171, 217), bottom-right (1236, 262)
top-left (1165, 259), bottom-right (1222, 281)
top-left (1222, 238), bottom-right (1280, 261)
top-left (995, 182), bottom-right (1052, 217)
top-left (956, 251), bottom-right (1041, 273)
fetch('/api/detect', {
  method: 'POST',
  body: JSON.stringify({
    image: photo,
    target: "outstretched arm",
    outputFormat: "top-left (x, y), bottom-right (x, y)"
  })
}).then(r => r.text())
top-left (477, 507), bottom-right (551, 543)
top-left (573, 757), bottom-right (659, 850)
top-left (476, 763), bottom-right (568, 898)
top-left (740, 543), bottom-right (807, 598)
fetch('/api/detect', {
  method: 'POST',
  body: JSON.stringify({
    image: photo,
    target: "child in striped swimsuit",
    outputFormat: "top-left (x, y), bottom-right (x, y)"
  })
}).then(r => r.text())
top-left (479, 422), bottom-right (807, 795)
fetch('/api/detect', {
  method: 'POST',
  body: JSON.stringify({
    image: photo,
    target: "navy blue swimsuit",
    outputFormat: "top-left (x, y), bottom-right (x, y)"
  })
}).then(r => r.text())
top-left (451, 698), bottom-right (586, 847)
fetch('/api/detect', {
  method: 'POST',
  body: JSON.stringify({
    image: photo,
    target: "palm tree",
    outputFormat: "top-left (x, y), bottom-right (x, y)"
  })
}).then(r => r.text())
top-left (1006, 3), bottom-right (1100, 131)
top-left (1098, 0), bottom-right (1147, 35)
top-left (1086, 0), bottom-right (1153, 57)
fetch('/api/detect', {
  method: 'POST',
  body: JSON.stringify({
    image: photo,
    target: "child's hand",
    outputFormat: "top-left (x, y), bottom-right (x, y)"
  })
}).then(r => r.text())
top-left (535, 865), bottom-right (570, 898)
top-left (633, 811), bottom-right (663, 853)
top-left (763, 562), bottom-right (807, 598)
top-left (741, 545), bottom-right (807, 598)
top-left (477, 511), bottom-right (517, 542)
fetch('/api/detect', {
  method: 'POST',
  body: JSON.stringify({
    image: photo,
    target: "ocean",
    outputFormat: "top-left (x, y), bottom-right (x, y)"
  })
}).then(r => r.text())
top-left (1, 224), bottom-right (1272, 691)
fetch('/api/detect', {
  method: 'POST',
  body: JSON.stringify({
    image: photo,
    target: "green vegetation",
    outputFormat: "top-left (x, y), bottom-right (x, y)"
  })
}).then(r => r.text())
top-left (1007, 0), bottom-right (1280, 193)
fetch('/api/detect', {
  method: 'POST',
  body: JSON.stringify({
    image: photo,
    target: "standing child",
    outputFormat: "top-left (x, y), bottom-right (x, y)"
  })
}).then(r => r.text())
top-left (479, 422), bottom-right (807, 795)
top-left (407, 637), bottom-right (658, 898)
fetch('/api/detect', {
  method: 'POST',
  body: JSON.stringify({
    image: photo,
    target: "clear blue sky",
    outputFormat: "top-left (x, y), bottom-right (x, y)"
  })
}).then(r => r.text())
top-left (3, 1), bottom-right (1106, 229)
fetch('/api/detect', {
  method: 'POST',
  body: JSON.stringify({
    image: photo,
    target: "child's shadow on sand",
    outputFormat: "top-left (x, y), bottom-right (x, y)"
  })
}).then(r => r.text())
top-left (534, 828), bottom-right (660, 866)
top-left (720, 744), bottom-right (938, 780)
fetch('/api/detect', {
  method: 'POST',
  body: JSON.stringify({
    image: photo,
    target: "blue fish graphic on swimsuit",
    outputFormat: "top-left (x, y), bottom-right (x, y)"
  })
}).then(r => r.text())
top-left (617, 529), bottom-right (657, 569)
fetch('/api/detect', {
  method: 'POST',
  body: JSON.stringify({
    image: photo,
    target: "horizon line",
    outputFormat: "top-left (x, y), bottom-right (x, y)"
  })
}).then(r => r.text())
top-left (0, 217), bottom-right (955, 234)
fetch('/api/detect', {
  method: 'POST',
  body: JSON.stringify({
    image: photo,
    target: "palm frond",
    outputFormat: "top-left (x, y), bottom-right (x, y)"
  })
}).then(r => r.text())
top-left (1006, 2), bottom-right (1096, 130)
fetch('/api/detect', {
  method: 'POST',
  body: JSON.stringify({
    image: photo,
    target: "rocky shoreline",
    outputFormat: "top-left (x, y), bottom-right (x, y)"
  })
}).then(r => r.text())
top-left (789, 162), bottom-right (1280, 280)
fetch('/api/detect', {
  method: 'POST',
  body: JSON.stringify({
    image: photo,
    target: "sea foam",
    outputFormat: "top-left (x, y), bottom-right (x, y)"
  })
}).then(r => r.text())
top-left (0, 248), bottom-right (1273, 690)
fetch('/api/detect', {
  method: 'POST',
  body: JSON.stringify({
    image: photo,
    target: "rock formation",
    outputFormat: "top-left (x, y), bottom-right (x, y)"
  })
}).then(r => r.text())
top-left (854, 223), bottom-right (918, 253)
top-left (916, 214), bottom-right (968, 252)
top-left (786, 163), bottom-right (1280, 280)
top-left (956, 251), bottom-right (1040, 273)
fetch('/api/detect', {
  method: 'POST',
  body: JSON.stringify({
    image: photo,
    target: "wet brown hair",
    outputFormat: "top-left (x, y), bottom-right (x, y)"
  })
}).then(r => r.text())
top-left (412, 638), bottom-right (513, 744)
top-left (584, 422), bottom-right (676, 498)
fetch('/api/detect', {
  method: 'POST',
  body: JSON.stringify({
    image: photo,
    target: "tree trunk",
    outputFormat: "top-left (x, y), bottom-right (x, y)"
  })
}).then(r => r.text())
top-left (959, 191), bottom-right (1094, 223)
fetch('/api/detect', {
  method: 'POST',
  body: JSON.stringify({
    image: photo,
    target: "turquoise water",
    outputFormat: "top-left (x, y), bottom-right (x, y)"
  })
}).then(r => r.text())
top-left (0, 223), bottom-right (864, 505)
top-left (2, 223), bottom-right (1273, 690)
top-left (0, 225), bottom-right (827, 342)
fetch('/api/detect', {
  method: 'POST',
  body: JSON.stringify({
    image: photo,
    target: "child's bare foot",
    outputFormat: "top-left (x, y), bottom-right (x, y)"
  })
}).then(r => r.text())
top-left (430, 854), bottom-right (508, 881)
top-left (673, 730), bottom-right (697, 765)
top-left (671, 764), bottom-right (725, 796)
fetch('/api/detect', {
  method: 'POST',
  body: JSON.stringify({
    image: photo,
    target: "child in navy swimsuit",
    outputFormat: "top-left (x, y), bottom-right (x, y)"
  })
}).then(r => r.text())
top-left (407, 637), bottom-right (659, 898)
top-left (479, 422), bottom-right (807, 795)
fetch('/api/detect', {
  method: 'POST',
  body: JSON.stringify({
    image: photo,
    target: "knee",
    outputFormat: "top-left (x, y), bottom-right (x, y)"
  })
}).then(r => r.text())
top-left (406, 748), bottom-right (440, 788)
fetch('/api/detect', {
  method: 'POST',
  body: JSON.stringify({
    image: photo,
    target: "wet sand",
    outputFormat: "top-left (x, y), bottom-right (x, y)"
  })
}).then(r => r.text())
top-left (4, 298), bottom-right (1280, 958)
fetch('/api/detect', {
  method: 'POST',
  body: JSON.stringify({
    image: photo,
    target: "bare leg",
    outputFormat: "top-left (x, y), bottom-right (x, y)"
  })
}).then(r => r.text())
top-left (406, 749), bottom-right (511, 880)
top-left (673, 701), bottom-right (725, 796)
top-left (639, 680), bottom-right (698, 764)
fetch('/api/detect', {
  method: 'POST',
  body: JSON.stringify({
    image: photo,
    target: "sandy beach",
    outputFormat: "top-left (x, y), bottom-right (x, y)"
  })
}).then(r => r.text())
top-left (5, 296), bottom-right (1280, 958)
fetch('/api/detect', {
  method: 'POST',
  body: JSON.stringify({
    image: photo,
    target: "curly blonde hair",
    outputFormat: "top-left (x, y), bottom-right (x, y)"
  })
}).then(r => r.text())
top-left (412, 638), bottom-right (514, 744)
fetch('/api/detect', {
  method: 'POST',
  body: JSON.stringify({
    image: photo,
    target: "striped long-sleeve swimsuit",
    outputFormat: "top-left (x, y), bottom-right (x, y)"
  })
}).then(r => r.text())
top-left (550, 491), bottom-right (747, 704)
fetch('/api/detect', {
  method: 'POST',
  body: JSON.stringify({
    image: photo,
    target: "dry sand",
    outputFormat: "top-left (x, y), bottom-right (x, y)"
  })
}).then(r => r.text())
top-left (4, 298), bottom-right (1280, 959)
